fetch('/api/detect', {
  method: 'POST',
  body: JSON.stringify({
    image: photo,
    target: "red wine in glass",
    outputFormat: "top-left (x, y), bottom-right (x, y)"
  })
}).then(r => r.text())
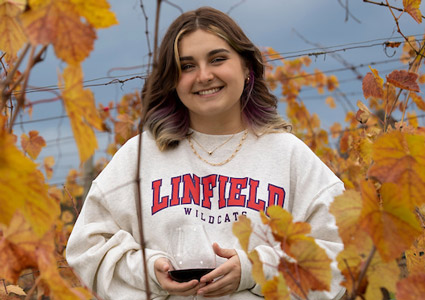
top-left (169, 268), bottom-right (214, 282)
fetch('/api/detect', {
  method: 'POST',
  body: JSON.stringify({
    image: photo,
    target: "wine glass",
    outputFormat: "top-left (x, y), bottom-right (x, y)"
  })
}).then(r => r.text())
top-left (168, 224), bottom-right (216, 299)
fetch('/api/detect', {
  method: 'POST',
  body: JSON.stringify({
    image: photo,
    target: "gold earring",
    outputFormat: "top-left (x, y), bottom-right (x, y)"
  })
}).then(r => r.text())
top-left (246, 75), bottom-right (250, 83)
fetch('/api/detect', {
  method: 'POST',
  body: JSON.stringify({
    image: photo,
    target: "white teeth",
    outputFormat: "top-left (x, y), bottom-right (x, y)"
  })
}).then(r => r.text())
top-left (198, 87), bottom-right (220, 95)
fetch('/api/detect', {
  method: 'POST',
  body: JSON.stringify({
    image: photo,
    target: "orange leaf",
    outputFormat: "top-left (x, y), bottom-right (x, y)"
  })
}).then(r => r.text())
top-left (403, 0), bottom-right (422, 24)
top-left (232, 215), bottom-right (252, 253)
top-left (43, 156), bottom-right (55, 180)
top-left (21, 130), bottom-right (46, 159)
top-left (263, 206), bottom-right (311, 254)
top-left (22, 0), bottom-right (96, 64)
top-left (36, 245), bottom-right (93, 299)
top-left (359, 181), bottom-right (422, 261)
top-left (0, 0), bottom-right (28, 63)
top-left (262, 273), bottom-right (290, 300)
top-left (362, 68), bottom-right (384, 99)
top-left (384, 41), bottom-right (402, 48)
top-left (325, 96), bottom-right (336, 109)
top-left (329, 122), bottom-right (342, 139)
top-left (69, 0), bottom-right (118, 28)
top-left (281, 238), bottom-right (332, 297)
top-left (410, 92), bottom-right (425, 111)
top-left (405, 230), bottom-right (425, 274)
top-left (0, 116), bottom-right (59, 237)
top-left (0, 212), bottom-right (39, 282)
top-left (61, 64), bottom-right (103, 162)
top-left (386, 70), bottom-right (420, 92)
top-left (368, 131), bottom-right (425, 209)
top-left (396, 274), bottom-right (425, 300)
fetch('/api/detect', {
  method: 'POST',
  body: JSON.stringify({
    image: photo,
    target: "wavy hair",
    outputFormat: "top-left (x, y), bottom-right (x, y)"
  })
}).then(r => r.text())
top-left (141, 6), bottom-right (291, 151)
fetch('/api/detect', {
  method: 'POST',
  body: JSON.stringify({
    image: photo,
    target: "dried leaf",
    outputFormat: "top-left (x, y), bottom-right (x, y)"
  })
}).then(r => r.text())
top-left (384, 41), bottom-right (402, 48)
top-left (4, 285), bottom-right (26, 296)
top-left (61, 64), bottom-right (102, 162)
top-left (396, 274), bottom-right (425, 300)
top-left (359, 181), bottom-right (422, 262)
top-left (368, 131), bottom-right (425, 209)
top-left (21, 130), bottom-right (46, 160)
top-left (232, 215), bottom-right (252, 253)
top-left (362, 68), bottom-right (384, 99)
top-left (356, 100), bottom-right (371, 124)
top-left (403, 0), bottom-right (422, 24)
top-left (0, 1), bottom-right (28, 63)
top-left (386, 70), bottom-right (420, 92)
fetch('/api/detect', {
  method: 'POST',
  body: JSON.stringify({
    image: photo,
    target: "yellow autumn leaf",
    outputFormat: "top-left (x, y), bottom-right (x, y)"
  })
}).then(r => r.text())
top-left (325, 96), bottom-right (336, 109)
top-left (330, 189), bottom-right (370, 250)
top-left (248, 250), bottom-right (266, 286)
top-left (43, 156), bottom-right (55, 180)
top-left (69, 0), bottom-right (118, 28)
top-left (232, 215), bottom-right (252, 252)
top-left (21, 130), bottom-right (46, 159)
top-left (21, 0), bottom-right (96, 64)
top-left (0, 116), bottom-right (60, 237)
top-left (359, 181), bottom-right (422, 262)
top-left (262, 206), bottom-right (311, 254)
top-left (0, 0), bottom-right (28, 63)
top-left (262, 273), bottom-right (290, 300)
top-left (403, 0), bottom-right (422, 24)
top-left (407, 111), bottom-right (419, 128)
top-left (365, 250), bottom-right (399, 300)
top-left (61, 64), bottom-right (103, 162)
top-left (368, 131), bottom-right (425, 209)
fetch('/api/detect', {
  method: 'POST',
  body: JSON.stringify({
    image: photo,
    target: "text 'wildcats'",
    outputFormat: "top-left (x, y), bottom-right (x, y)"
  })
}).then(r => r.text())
top-left (151, 174), bottom-right (286, 214)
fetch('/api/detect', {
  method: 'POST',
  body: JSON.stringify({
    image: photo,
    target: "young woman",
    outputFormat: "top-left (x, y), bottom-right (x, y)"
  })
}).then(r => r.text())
top-left (66, 7), bottom-right (345, 300)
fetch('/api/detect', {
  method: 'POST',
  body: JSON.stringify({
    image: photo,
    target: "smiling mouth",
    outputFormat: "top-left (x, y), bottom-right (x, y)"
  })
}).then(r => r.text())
top-left (195, 87), bottom-right (223, 95)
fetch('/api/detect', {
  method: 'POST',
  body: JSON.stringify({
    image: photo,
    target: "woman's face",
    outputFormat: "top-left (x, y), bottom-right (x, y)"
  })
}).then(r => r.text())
top-left (176, 29), bottom-right (248, 133)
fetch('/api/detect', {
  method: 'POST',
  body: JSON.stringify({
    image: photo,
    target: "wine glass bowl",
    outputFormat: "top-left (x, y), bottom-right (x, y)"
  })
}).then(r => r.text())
top-left (168, 224), bottom-right (216, 283)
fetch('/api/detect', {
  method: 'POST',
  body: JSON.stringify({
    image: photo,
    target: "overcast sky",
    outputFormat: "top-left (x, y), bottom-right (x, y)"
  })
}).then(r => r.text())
top-left (14, 0), bottom-right (425, 185)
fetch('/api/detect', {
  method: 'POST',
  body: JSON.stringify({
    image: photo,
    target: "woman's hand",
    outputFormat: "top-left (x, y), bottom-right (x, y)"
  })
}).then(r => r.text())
top-left (154, 257), bottom-right (203, 296)
top-left (197, 243), bottom-right (241, 298)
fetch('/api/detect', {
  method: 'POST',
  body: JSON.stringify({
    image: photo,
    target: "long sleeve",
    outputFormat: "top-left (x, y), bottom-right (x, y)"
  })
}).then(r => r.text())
top-left (66, 182), bottom-right (169, 300)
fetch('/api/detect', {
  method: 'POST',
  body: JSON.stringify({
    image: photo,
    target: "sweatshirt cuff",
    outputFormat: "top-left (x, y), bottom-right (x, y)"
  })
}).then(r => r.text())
top-left (235, 249), bottom-right (256, 292)
top-left (147, 254), bottom-right (170, 296)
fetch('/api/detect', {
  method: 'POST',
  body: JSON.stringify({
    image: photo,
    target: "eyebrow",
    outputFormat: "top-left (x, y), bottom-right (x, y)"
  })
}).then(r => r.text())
top-left (179, 48), bottom-right (231, 62)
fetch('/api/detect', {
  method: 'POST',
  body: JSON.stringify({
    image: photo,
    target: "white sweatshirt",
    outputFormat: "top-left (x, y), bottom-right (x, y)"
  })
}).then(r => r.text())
top-left (66, 130), bottom-right (346, 300)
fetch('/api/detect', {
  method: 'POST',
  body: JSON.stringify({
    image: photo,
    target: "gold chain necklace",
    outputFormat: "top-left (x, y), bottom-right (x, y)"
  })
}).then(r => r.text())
top-left (190, 133), bottom-right (236, 156)
top-left (187, 130), bottom-right (248, 166)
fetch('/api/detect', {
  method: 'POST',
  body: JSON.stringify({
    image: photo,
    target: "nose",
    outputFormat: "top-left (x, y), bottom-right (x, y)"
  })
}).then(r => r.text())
top-left (196, 65), bottom-right (214, 83)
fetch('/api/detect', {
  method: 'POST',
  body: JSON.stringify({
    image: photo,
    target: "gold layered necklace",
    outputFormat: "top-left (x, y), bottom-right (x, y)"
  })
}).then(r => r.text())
top-left (187, 130), bottom-right (248, 166)
top-left (190, 133), bottom-right (235, 156)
